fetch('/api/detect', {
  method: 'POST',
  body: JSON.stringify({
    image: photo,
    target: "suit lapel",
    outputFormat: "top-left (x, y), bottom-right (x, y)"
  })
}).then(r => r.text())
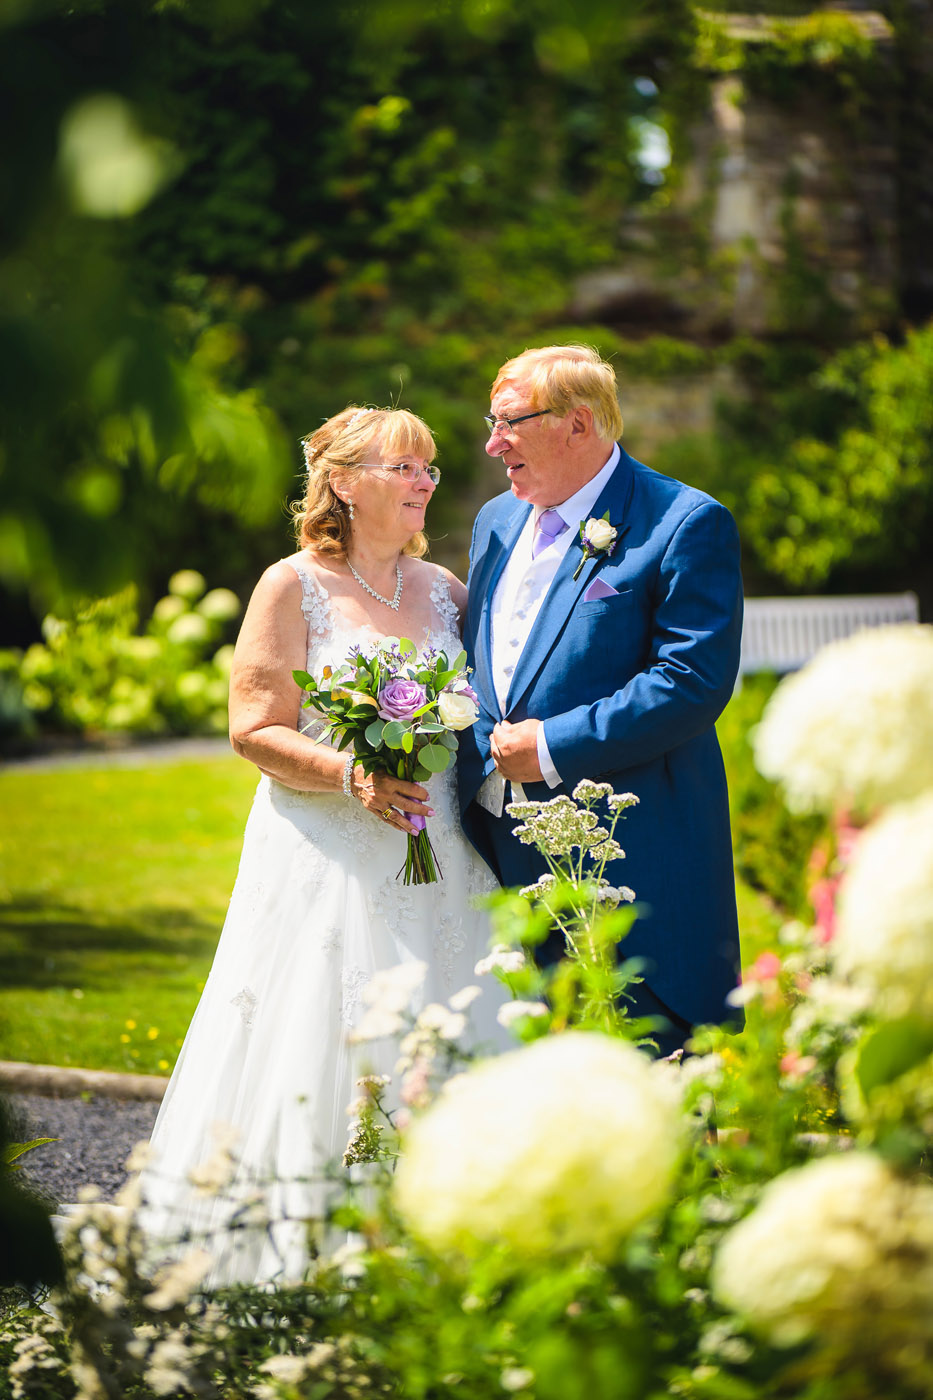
top-left (504, 452), bottom-right (635, 714)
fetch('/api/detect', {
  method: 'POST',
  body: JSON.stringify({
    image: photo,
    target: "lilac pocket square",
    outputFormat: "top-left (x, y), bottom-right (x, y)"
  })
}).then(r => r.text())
top-left (584, 576), bottom-right (619, 602)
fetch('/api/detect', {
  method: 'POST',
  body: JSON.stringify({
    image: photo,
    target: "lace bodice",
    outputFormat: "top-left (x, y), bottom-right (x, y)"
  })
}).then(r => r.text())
top-left (285, 557), bottom-right (462, 739)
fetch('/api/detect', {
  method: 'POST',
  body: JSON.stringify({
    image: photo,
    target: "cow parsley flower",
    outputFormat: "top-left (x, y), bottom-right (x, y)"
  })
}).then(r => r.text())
top-left (753, 625), bottom-right (933, 813)
top-left (394, 1031), bottom-right (681, 1258)
top-left (712, 1153), bottom-right (933, 1379)
top-left (834, 793), bottom-right (933, 1020)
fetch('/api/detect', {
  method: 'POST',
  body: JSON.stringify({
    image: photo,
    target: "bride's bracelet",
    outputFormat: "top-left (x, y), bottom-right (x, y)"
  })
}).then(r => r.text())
top-left (342, 753), bottom-right (355, 800)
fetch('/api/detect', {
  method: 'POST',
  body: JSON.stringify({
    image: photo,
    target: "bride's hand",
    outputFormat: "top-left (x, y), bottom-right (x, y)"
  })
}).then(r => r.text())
top-left (351, 765), bottom-right (433, 834)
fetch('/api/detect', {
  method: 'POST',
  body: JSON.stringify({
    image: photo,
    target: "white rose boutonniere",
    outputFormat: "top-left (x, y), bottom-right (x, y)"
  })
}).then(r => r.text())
top-left (573, 511), bottom-right (620, 581)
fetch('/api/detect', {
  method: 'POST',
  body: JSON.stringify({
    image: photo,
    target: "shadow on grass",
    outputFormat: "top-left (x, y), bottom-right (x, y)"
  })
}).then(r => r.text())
top-left (0, 896), bottom-right (219, 989)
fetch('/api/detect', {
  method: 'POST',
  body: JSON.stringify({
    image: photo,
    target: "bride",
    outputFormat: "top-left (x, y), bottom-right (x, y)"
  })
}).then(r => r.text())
top-left (140, 406), bottom-right (506, 1285)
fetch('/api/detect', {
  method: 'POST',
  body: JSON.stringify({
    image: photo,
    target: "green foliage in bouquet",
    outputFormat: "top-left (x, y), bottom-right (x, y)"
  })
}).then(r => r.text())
top-left (0, 570), bottom-right (241, 748)
top-left (294, 637), bottom-right (478, 884)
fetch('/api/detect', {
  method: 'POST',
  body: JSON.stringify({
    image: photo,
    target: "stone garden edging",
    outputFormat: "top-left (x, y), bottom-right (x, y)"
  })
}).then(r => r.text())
top-left (0, 1059), bottom-right (168, 1101)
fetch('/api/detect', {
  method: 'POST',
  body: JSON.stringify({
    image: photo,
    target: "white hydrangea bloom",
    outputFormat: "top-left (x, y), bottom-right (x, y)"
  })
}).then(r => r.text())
top-left (834, 793), bottom-right (933, 1020)
top-left (753, 625), bottom-right (933, 813)
top-left (712, 1154), bottom-right (933, 1365)
top-left (394, 1031), bottom-right (681, 1258)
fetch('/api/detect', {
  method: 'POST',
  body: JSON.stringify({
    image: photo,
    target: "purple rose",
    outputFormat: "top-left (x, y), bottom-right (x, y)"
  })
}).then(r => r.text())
top-left (452, 680), bottom-right (479, 704)
top-left (377, 677), bottom-right (427, 721)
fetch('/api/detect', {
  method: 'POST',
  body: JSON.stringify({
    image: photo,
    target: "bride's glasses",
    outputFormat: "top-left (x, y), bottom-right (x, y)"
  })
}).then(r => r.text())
top-left (359, 461), bottom-right (442, 485)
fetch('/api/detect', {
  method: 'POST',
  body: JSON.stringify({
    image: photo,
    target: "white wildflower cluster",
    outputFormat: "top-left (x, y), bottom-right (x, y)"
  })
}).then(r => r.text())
top-left (588, 880), bottom-right (636, 906)
top-left (785, 972), bottom-right (872, 1055)
top-left (475, 944), bottom-right (526, 976)
top-left (607, 791), bottom-right (640, 813)
top-left (144, 1332), bottom-right (203, 1397)
top-left (496, 1000), bottom-right (549, 1029)
top-left (394, 1031), bottom-right (681, 1258)
top-left (6, 1320), bottom-right (68, 1400)
top-left (753, 624), bottom-right (933, 813)
top-left (713, 1153), bottom-right (933, 1381)
top-left (351, 959), bottom-right (428, 1042)
top-left (343, 1074), bottom-right (392, 1167)
top-left (251, 1338), bottom-right (370, 1400)
top-left (519, 872), bottom-right (558, 901)
top-left (833, 793), bottom-right (933, 1020)
top-left (144, 1248), bottom-right (213, 1311)
top-left (506, 795), bottom-right (624, 863)
top-left (519, 870), bottom-right (634, 908)
top-left (571, 779), bottom-right (614, 802)
top-left (392, 990), bottom-right (479, 1119)
top-left (187, 1122), bottom-right (239, 1196)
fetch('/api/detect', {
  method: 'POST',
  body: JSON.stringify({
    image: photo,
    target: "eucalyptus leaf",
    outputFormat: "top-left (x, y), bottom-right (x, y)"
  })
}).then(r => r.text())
top-left (419, 743), bottom-right (451, 773)
top-left (383, 720), bottom-right (408, 749)
top-left (398, 637), bottom-right (416, 658)
top-left (402, 731), bottom-right (414, 754)
top-left (365, 718), bottom-right (386, 747)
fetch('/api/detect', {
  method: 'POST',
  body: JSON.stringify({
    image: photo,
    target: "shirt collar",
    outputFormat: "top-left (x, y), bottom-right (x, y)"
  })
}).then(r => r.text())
top-left (533, 442), bottom-right (621, 530)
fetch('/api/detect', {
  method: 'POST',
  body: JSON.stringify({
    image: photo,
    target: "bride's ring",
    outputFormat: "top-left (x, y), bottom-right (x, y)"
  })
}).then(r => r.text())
top-left (381, 806), bottom-right (394, 822)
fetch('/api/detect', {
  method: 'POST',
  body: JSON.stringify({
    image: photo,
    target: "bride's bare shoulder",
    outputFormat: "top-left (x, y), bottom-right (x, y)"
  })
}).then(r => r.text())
top-left (264, 550), bottom-right (340, 592)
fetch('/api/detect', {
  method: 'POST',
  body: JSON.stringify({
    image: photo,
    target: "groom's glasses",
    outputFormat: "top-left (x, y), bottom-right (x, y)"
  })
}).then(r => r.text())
top-left (358, 461), bottom-right (442, 485)
top-left (483, 409), bottom-right (552, 436)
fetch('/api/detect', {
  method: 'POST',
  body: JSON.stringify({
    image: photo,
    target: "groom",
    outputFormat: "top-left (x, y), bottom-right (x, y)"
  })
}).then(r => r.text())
top-left (458, 344), bottom-right (744, 1047)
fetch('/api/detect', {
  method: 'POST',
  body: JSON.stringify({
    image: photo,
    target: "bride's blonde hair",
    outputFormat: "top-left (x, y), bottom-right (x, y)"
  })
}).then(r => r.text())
top-left (291, 406), bottom-right (436, 558)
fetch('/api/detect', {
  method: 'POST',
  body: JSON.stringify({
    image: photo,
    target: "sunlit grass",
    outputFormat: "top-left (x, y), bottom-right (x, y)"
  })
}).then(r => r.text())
top-left (0, 756), bottom-right (257, 1072)
top-left (0, 732), bottom-right (785, 1074)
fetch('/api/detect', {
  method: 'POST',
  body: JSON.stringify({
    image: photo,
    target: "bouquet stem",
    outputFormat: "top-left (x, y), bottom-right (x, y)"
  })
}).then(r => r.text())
top-left (400, 818), bottom-right (442, 886)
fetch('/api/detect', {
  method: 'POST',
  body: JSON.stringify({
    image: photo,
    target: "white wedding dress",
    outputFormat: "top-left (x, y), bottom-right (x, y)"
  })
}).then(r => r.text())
top-left (140, 558), bottom-right (505, 1286)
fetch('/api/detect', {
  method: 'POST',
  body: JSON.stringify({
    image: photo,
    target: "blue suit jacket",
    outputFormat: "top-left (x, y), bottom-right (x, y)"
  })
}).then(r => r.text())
top-left (458, 447), bottom-right (744, 1027)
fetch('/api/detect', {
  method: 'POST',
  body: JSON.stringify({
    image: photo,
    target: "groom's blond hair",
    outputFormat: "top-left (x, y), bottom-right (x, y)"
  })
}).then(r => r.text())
top-left (491, 344), bottom-right (623, 442)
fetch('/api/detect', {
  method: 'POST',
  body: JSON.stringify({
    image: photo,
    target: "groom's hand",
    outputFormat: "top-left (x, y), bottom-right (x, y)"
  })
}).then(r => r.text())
top-left (491, 719), bottom-right (543, 783)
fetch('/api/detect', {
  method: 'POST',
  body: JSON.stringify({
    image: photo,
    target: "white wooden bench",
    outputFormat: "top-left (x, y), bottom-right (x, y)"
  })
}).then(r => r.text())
top-left (739, 593), bottom-right (920, 674)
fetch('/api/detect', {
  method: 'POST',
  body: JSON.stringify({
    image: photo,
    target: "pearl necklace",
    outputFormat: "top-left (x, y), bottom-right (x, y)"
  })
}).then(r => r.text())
top-left (347, 558), bottom-right (403, 611)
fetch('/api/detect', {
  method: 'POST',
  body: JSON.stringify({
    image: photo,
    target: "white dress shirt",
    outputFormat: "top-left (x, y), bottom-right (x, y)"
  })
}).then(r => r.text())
top-left (478, 444), bottom-right (621, 817)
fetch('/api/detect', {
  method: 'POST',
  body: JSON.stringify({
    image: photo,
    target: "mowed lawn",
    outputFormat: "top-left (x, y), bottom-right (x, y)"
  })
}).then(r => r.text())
top-left (0, 754), bottom-right (258, 1074)
top-left (0, 739), bottom-right (782, 1075)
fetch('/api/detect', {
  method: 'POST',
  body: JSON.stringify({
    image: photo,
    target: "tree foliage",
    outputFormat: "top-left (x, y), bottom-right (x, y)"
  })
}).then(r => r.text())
top-left (0, 0), bottom-right (688, 627)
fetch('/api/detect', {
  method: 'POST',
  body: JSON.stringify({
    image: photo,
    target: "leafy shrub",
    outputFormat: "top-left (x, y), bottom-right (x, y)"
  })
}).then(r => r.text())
top-left (717, 674), bottom-right (826, 919)
top-left (0, 571), bottom-right (240, 749)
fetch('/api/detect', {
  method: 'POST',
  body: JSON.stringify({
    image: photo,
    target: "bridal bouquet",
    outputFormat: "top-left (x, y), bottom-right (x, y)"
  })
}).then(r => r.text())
top-left (293, 638), bottom-right (479, 885)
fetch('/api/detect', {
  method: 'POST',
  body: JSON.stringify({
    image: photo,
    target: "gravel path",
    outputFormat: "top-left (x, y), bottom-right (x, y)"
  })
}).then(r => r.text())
top-left (6, 1094), bottom-right (160, 1207)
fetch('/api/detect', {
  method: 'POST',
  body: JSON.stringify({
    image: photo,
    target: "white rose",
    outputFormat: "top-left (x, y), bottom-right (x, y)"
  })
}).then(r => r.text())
top-left (437, 689), bottom-right (479, 731)
top-left (584, 517), bottom-right (616, 551)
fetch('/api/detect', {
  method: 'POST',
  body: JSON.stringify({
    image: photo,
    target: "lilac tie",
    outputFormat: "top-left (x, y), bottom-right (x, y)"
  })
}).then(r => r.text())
top-left (532, 508), bottom-right (568, 559)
